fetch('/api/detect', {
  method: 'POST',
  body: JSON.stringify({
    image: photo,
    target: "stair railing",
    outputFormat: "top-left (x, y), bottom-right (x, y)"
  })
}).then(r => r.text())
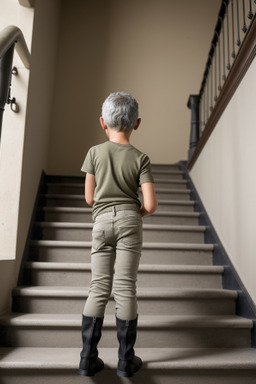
top-left (187, 0), bottom-right (256, 167)
top-left (0, 26), bottom-right (30, 143)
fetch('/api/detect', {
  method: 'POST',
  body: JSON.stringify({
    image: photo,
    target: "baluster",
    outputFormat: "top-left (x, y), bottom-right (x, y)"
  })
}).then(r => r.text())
top-left (214, 47), bottom-right (217, 101)
top-left (236, 0), bottom-right (241, 46)
top-left (226, 2), bottom-right (231, 69)
top-left (202, 91), bottom-right (205, 128)
top-left (248, 0), bottom-right (253, 19)
top-left (231, 0), bottom-right (236, 57)
top-left (222, 22), bottom-right (226, 80)
top-left (218, 38), bottom-right (221, 91)
top-left (242, 0), bottom-right (247, 32)
top-left (200, 94), bottom-right (203, 129)
top-left (210, 60), bottom-right (213, 112)
top-left (199, 100), bottom-right (202, 135)
top-left (204, 89), bottom-right (207, 127)
top-left (206, 74), bottom-right (209, 122)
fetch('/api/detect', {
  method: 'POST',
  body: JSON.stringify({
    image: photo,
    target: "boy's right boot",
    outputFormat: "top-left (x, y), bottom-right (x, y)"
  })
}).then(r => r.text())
top-left (116, 315), bottom-right (142, 377)
top-left (78, 315), bottom-right (104, 376)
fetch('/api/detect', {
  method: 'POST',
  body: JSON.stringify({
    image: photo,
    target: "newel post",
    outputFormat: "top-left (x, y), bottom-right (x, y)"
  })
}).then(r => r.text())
top-left (187, 95), bottom-right (200, 161)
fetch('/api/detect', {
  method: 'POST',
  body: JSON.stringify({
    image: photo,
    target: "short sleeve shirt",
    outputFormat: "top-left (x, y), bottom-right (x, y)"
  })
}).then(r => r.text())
top-left (81, 141), bottom-right (154, 217)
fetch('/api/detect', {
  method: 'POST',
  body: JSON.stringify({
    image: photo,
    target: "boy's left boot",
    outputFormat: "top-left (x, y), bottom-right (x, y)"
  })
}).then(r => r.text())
top-left (78, 315), bottom-right (104, 376)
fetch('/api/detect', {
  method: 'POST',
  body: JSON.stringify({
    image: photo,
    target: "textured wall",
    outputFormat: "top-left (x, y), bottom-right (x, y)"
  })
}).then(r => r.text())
top-left (47, 0), bottom-right (221, 175)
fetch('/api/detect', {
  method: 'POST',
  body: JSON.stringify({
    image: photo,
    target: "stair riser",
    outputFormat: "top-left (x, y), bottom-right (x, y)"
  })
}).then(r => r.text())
top-left (142, 191), bottom-right (191, 200)
top-left (42, 212), bottom-right (93, 223)
top-left (12, 297), bottom-right (236, 316)
top-left (34, 227), bottom-right (205, 244)
top-left (41, 212), bottom-right (199, 226)
top-left (153, 172), bottom-right (184, 180)
top-left (42, 192), bottom-right (190, 207)
top-left (143, 215), bottom-right (198, 225)
top-left (41, 198), bottom-right (195, 212)
top-left (154, 181), bottom-right (187, 189)
top-left (24, 269), bottom-right (222, 289)
top-left (29, 247), bottom-right (213, 265)
top-left (46, 181), bottom-right (188, 194)
top-left (1, 327), bottom-right (251, 348)
top-left (151, 164), bottom-right (181, 171)
top-left (45, 169), bottom-right (182, 182)
top-left (157, 203), bottom-right (194, 212)
top-left (2, 369), bottom-right (256, 384)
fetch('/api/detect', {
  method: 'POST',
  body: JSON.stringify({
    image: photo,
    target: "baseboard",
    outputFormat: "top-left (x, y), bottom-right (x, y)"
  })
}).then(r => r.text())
top-left (179, 161), bottom-right (256, 348)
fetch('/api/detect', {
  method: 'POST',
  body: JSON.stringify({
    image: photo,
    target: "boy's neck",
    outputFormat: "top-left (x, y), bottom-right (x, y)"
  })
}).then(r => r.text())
top-left (107, 128), bottom-right (132, 145)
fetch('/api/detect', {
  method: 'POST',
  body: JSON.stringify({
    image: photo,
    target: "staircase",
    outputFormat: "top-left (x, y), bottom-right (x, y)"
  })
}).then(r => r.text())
top-left (0, 163), bottom-right (256, 384)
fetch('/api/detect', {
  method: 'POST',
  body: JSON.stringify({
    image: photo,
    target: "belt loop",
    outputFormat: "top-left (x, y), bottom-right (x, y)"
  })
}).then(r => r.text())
top-left (112, 206), bottom-right (116, 217)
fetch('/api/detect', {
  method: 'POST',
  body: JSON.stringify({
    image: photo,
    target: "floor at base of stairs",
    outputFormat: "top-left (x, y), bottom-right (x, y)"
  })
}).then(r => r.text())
top-left (1, 347), bottom-right (256, 384)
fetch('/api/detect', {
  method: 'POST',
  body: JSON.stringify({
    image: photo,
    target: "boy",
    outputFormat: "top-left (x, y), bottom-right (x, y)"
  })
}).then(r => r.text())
top-left (78, 92), bottom-right (157, 377)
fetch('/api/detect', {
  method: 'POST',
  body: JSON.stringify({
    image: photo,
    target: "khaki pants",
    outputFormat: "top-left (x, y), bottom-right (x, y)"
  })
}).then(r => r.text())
top-left (83, 206), bottom-right (143, 320)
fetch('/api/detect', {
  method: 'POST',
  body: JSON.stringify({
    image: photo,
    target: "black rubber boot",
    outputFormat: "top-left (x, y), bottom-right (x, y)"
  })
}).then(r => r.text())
top-left (78, 315), bottom-right (104, 376)
top-left (116, 315), bottom-right (142, 377)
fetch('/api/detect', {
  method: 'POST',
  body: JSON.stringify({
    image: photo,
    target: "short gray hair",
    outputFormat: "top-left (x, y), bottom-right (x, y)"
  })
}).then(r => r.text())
top-left (101, 92), bottom-right (139, 132)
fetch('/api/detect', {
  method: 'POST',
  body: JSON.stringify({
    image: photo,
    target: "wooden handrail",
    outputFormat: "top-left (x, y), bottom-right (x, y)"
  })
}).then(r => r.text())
top-left (0, 26), bottom-right (30, 139)
top-left (0, 25), bottom-right (30, 68)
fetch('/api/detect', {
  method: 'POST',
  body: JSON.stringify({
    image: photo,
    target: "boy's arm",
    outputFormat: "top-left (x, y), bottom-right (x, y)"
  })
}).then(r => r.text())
top-left (85, 173), bottom-right (96, 206)
top-left (140, 182), bottom-right (158, 217)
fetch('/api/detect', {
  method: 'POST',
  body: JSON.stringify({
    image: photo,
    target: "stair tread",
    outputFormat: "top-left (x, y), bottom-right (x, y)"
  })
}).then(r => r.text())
top-left (0, 313), bottom-right (252, 328)
top-left (158, 199), bottom-right (194, 205)
top-left (43, 194), bottom-right (195, 203)
top-left (25, 261), bottom-right (223, 273)
top-left (40, 206), bottom-right (200, 218)
top-left (1, 347), bottom-right (256, 370)
top-left (46, 184), bottom-right (190, 193)
top-left (46, 178), bottom-right (187, 187)
top-left (30, 239), bottom-right (214, 250)
top-left (12, 286), bottom-right (237, 299)
top-left (35, 221), bottom-right (206, 232)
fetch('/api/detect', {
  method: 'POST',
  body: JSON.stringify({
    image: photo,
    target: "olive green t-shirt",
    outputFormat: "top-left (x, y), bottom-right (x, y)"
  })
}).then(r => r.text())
top-left (81, 141), bottom-right (154, 218)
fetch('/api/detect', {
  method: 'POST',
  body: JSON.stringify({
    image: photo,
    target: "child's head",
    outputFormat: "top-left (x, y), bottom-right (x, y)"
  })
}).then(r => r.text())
top-left (101, 92), bottom-right (139, 132)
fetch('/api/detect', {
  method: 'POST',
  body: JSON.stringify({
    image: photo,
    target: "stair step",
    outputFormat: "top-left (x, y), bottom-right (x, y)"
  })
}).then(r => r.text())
top-left (41, 194), bottom-right (196, 211)
top-left (29, 240), bottom-right (214, 265)
top-left (143, 211), bottom-right (199, 225)
top-left (33, 222), bottom-right (206, 243)
top-left (1, 347), bottom-right (256, 384)
top-left (41, 188), bottom-right (191, 207)
top-left (0, 348), bottom-right (256, 384)
top-left (151, 163), bottom-right (181, 170)
top-left (2, 165), bottom-right (255, 384)
top-left (0, 314), bottom-right (252, 349)
top-left (45, 179), bottom-right (189, 194)
top-left (39, 207), bottom-right (200, 225)
top-left (12, 286), bottom-right (237, 315)
top-left (151, 170), bottom-right (184, 180)
top-left (157, 199), bottom-right (195, 212)
top-left (24, 262), bottom-right (223, 288)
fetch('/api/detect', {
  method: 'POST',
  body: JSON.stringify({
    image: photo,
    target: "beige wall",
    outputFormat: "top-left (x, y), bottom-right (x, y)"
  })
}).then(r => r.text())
top-left (0, 0), bottom-right (61, 313)
top-left (0, 0), bottom-right (34, 312)
top-left (190, 57), bottom-right (256, 306)
top-left (47, 0), bottom-right (221, 175)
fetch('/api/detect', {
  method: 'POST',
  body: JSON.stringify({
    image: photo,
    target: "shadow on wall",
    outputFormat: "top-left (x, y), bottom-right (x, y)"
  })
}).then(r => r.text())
top-left (47, 0), bottom-right (113, 175)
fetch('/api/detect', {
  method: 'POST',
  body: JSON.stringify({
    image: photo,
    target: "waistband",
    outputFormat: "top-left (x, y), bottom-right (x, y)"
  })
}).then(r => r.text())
top-left (93, 204), bottom-right (141, 221)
